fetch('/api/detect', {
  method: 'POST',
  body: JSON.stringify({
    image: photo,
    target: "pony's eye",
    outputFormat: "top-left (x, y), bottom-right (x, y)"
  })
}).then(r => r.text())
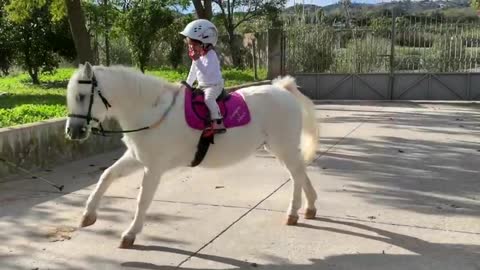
top-left (77, 94), bottom-right (86, 102)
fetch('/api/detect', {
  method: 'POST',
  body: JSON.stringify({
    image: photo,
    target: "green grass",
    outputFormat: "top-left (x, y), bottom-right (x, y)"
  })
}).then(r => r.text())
top-left (147, 67), bottom-right (267, 87)
top-left (0, 70), bottom-right (72, 128)
top-left (0, 67), bottom-right (266, 128)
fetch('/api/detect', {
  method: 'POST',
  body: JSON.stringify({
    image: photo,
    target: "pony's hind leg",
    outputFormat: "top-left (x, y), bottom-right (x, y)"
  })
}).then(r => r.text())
top-left (302, 175), bottom-right (318, 219)
top-left (81, 149), bottom-right (138, 227)
top-left (267, 143), bottom-right (317, 225)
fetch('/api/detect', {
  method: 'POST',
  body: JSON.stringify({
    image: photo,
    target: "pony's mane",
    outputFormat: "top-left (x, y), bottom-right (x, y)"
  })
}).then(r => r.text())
top-left (92, 65), bottom-right (180, 103)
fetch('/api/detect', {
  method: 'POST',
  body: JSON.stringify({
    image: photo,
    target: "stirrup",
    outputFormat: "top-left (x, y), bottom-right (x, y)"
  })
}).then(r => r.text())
top-left (210, 119), bottom-right (226, 134)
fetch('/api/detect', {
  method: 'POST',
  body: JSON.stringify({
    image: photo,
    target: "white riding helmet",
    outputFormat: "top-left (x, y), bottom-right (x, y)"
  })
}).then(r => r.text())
top-left (180, 19), bottom-right (218, 46)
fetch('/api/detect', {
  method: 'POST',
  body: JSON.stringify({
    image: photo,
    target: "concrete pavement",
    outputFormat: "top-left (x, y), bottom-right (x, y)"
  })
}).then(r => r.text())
top-left (1, 101), bottom-right (479, 270)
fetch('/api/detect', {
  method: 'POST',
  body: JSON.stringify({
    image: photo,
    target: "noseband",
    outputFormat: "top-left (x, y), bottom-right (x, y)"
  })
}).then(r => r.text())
top-left (68, 72), bottom-right (179, 136)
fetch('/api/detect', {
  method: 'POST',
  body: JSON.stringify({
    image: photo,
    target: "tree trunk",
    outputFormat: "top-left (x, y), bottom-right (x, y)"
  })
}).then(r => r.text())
top-left (105, 34), bottom-right (111, 66)
top-left (28, 68), bottom-right (40, 85)
top-left (252, 38), bottom-right (258, 80)
top-left (103, 0), bottom-right (111, 66)
top-left (93, 34), bottom-right (99, 64)
top-left (1, 66), bottom-right (9, 76)
top-left (227, 28), bottom-right (242, 67)
top-left (192, 0), bottom-right (212, 20)
top-left (23, 38), bottom-right (39, 84)
top-left (64, 0), bottom-right (94, 64)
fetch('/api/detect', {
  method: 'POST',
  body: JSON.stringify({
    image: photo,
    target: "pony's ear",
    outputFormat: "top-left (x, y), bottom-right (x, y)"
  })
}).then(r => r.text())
top-left (82, 62), bottom-right (93, 79)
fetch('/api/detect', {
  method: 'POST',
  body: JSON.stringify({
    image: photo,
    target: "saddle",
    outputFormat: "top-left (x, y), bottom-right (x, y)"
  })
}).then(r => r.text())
top-left (181, 81), bottom-right (252, 167)
top-left (182, 81), bottom-right (251, 131)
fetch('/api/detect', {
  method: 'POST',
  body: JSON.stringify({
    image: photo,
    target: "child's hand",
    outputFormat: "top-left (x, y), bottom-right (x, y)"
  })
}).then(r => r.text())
top-left (188, 44), bottom-right (201, 60)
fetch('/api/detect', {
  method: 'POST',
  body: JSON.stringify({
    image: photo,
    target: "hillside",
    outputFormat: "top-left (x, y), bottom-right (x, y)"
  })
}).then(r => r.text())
top-left (285, 0), bottom-right (472, 16)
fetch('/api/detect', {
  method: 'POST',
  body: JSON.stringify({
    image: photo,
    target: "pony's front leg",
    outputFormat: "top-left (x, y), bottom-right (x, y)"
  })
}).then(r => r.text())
top-left (80, 149), bottom-right (138, 227)
top-left (120, 166), bottom-right (162, 248)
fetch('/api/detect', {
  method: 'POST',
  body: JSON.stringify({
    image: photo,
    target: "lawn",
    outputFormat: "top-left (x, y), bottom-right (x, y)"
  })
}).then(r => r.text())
top-left (0, 67), bottom-right (266, 128)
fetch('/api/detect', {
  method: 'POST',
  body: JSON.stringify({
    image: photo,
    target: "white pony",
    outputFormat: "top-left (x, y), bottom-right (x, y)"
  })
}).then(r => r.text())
top-left (65, 62), bottom-right (319, 248)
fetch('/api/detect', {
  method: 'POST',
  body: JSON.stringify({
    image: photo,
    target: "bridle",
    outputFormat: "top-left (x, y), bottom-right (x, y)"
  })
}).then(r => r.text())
top-left (67, 73), bottom-right (179, 136)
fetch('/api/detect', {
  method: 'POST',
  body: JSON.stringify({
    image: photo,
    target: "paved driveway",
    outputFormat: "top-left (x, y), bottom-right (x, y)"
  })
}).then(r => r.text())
top-left (1, 101), bottom-right (479, 270)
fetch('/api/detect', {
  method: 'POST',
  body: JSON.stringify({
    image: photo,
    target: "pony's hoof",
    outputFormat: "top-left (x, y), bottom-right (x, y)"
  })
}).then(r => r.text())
top-left (80, 213), bottom-right (97, 227)
top-left (119, 235), bottom-right (135, 249)
top-left (304, 208), bottom-right (317, 219)
top-left (286, 215), bottom-right (299, 225)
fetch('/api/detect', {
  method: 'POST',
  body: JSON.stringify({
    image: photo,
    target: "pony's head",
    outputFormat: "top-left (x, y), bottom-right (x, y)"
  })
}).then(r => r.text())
top-left (65, 62), bottom-right (110, 141)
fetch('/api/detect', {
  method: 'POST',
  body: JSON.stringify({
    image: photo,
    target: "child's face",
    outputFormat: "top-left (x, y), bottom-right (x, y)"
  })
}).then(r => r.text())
top-left (186, 38), bottom-right (203, 60)
top-left (186, 38), bottom-right (202, 50)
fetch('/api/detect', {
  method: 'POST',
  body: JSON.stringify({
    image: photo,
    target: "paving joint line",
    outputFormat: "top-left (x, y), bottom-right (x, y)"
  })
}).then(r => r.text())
top-left (175, 178), bottom-right (291, 268)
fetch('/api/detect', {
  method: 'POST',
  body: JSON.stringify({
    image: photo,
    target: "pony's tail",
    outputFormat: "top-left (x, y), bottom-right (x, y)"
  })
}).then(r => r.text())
top-left (272, 76), bottom-right (319, 164)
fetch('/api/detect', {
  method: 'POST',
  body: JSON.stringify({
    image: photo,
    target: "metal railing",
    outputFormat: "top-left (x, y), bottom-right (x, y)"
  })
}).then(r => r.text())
top-left (282, 13), bottom-right (480, 74)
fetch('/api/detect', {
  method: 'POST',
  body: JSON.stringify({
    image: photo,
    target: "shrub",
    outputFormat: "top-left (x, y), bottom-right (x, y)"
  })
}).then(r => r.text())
top-left (285, 26), bottom-right (335, 73)
top-left (331, 35), bottom-right (390, 73)
top-left (423, 35), bottom-right (466, 72)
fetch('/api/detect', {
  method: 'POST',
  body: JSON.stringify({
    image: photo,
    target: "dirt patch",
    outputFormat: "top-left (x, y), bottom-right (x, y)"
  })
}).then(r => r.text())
top-left (45, 225), bottom-right (76, 242)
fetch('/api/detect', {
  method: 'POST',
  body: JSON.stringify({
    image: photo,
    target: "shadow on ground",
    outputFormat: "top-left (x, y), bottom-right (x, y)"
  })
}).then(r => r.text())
top-left (120, 217), bottom-right (480, 270)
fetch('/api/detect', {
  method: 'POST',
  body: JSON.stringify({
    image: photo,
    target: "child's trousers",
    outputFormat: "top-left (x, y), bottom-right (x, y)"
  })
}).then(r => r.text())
top-left (201, 83), bottom-right (224, 120)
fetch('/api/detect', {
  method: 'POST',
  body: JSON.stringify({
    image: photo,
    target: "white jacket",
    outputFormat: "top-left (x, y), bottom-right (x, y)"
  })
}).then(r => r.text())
top-left (186, 49), bottom-right (224, 88)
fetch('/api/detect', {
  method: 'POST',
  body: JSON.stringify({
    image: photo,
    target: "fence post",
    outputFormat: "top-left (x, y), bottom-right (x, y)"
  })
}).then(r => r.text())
top-left (389, 9), bottom-right (396, 100)
top-left (252, 38), bottom-right (258, 81)
top-left (267, 28), bottom-right (283, 79)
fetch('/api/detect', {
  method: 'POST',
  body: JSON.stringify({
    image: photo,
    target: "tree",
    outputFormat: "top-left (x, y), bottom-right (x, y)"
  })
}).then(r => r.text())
top-left (3, 0), bottom-right (75, 83)
top-left (0, 0), bottom-right (15, 76)
top-left (161, 14), bottom-right (193, 69)
top-left (192, 0), bottom-right (212, 19)
top-left (472, 0), bottom-right (480, 12)
top-left (117, 0), bottom-right (173, 72)
top-left (213, 0), bottom-right (285, 67)
top-left (103, 0), bottom-right (111, 65)
top-left (64, 0), bottom-right (94, 64)
top-left (84, 0), bottom-right (120, 65)
top-left (7, 0), bottom-right (94, 64)
top-left (13, 5), bottom-right (60, 84)
top-left (49, 16), bottom-right (77, 62)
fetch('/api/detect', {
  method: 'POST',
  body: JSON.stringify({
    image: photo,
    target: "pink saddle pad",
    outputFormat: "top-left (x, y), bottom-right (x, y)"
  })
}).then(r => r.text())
top-left (184, 87), bottom-right (251, 130)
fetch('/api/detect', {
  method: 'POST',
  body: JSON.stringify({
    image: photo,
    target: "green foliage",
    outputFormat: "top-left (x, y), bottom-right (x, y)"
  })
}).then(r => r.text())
top-left (0, 67), bottom-right (264, 127)
top-left (215, 0), bottom-right (285, 67)
top-left (394, 47), bottom-right (424, 71)
top-left (108, 36), bottom-right (133, 65)
top-left (371, 17), bottom-right (392, 38)
top-left (0, 69), bottom-right (68, 128)
top-left (332, 36), bottom-right (390, 73)
top-left (6, 0), bottom-right (65, 22)
top-left (222, 68), bottom-right (267, 86)
top-left (5, 1), bottom-right (74, 84)
top-left (286, 26), bottom-right (335, 73)
top-left (0, 1), bottom-right (15, 76)
top-left (441, 8), bottom-right (478, 23)
top-left (83, 0), bottom-right (119, 36)
top-left (371, 16), bottom-right (409, 39)
top-left (472, 0), bottom-right (480, 10)
top-left (12, 4), bottom-right (60, 84)
top-left (116, 0), bottom-right (174, 72)
top-left (160, 14), bottom-right (194, 69)
top-left (424, 35), bottom-right (467, 72)
top-left (0, 104), bottom-right (66, 128)
top-left (49, 17), bottom-right (77, 61)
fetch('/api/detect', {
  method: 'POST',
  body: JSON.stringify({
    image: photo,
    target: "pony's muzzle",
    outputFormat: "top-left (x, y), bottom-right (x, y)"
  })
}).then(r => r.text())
top-left (66, 119), bottom-right (89, 140)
